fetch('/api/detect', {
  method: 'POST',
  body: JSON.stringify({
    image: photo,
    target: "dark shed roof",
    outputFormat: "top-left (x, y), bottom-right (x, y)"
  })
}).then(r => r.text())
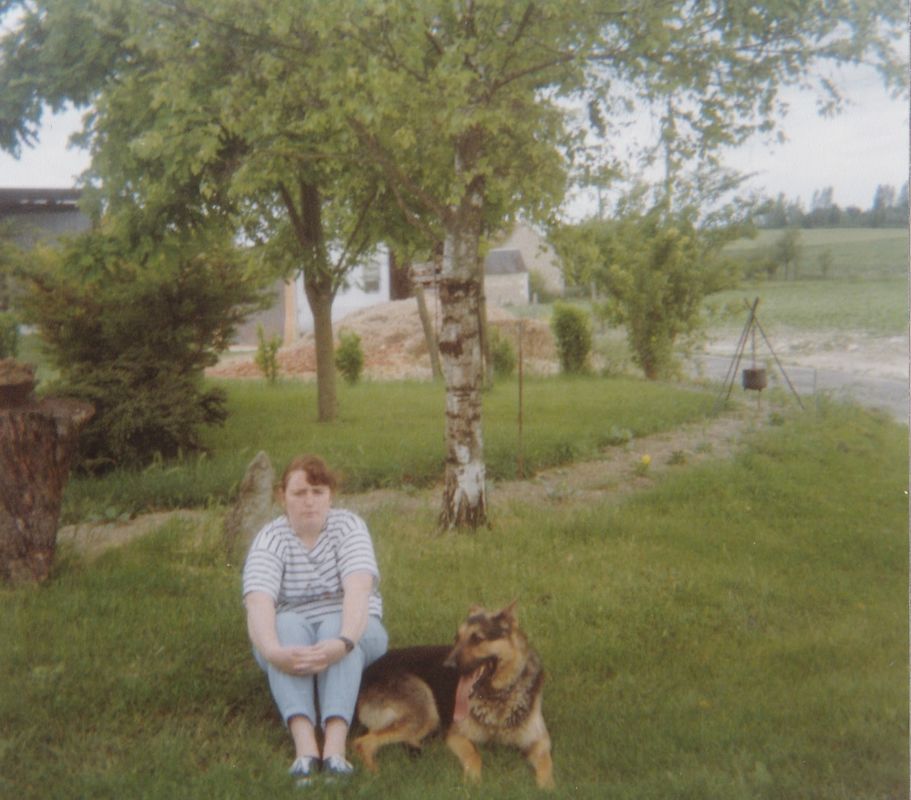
top-left (0, 187), bottom-right (82, 213)
top-left (484, 248), bottom-right (526, 275)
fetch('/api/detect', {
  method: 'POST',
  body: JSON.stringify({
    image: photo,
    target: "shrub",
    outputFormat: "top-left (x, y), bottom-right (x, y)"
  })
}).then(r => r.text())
top-left (335, 330), bottom-right (364, 384)
top-left (255, 324), bottom-right (281, 384)
top-left (599, 211), bottom-right (737, 379)
top-left (489, 327), bottom-right (517, 379)
top-left (15, 227), bottom-right (265, 472)
top-left (0, 311), bottom-right (18, 358)
top-left (550, 303), bottom-right (592, 374)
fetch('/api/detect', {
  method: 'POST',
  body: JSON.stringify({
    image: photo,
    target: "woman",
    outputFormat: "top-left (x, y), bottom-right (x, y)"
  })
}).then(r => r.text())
top-left (243, 455), bottom-right (388, 784)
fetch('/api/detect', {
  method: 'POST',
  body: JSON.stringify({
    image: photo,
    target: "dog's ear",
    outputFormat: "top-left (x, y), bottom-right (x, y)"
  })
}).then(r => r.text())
top-left (497, 599), bottom-right (518, 624)
top-left (468, 604), bottom-right (486, 617)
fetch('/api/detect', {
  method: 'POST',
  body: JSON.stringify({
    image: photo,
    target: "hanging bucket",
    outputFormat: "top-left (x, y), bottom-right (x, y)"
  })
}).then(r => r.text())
top-left (742, 367), bottom-right (768, 391)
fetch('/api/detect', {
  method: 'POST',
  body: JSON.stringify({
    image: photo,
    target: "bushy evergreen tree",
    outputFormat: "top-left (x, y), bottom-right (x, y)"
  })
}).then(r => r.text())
top-left (15, 226), bottom-right (265, 472)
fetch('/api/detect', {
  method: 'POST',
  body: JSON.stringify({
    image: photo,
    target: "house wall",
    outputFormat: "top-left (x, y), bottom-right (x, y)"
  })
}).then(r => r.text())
top-left (232, 279), bottom-right (287, 347)
top-left (492, 223), bottom-right (564, 297)
top-left (486, 272), bottom-right (530, 307)
top-left (291, 245), bottom-right (391, 337)
top-left (4, 209), bottom-right (91, 247)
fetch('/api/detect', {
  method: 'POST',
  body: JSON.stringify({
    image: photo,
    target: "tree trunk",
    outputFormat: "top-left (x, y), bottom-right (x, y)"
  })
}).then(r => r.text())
top-left (281, 179), bottom-right (340, 422)
top-left (415, 284), bottom-right (443, 381)
top-left (282, 279), bottom-right (298, 344)
top-left (305, 280), bottom-right (337, 423)
top-left (477, 272), bottom-right (493, 390)
top-left (388, 249), bottom-right (412, 300)
top-left (438, 136), bottom-right (487, 529)
top-left (0, 360), bottom-right (93, 585)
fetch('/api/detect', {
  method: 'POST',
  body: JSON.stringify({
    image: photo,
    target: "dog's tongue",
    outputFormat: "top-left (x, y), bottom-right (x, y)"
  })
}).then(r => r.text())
top-left (453, 666), bottom-right (484, 722)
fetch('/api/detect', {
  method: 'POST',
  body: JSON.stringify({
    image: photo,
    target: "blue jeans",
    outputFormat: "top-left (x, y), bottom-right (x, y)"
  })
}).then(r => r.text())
top-left (254, 611), bottom-right (388, 728)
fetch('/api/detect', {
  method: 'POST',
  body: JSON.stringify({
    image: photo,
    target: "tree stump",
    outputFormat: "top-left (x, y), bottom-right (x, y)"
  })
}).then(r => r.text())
top-left (0, 359), bottom-right (93, 586)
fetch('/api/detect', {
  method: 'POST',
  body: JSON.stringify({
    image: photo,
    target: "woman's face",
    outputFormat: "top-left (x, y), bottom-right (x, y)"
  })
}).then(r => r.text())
top-left (282, 469), bottom-right (332, 539)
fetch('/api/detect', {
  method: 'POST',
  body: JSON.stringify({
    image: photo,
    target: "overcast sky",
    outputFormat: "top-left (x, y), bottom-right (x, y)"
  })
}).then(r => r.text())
top-left (0, 65), bottom-right (907, 214)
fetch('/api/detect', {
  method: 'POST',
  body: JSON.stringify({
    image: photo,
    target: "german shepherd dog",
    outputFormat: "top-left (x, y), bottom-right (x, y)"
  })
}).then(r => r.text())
top-left (353, 602), bottom-right (554, 790)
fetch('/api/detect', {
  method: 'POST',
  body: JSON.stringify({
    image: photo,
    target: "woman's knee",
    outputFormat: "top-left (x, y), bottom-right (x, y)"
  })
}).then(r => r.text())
top-left (275, 612), bottom-right (315, 646)
top-left (360, 618), bottom-right (389, 666)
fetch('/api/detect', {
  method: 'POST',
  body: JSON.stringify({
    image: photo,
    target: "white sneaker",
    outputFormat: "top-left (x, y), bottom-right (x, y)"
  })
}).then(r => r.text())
top-left (289, 755), bottom-right (320, 787)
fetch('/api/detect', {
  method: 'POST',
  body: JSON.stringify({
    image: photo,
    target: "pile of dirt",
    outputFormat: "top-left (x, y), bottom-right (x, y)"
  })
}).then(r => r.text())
top-left (209, 297), bottom-right (558, 381)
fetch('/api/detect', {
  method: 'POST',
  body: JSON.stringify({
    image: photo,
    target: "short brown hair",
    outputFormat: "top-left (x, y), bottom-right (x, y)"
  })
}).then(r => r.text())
top-left (280, 454), bottom-right (339, 494)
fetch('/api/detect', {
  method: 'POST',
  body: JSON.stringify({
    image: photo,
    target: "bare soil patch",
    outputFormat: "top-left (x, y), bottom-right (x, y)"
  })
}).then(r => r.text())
top-left (208, 297), bottom-right (557, 381)
top-left (701, 328), bottom-right (908, 382)
top-left (58, 510), bottom-right (212, 560)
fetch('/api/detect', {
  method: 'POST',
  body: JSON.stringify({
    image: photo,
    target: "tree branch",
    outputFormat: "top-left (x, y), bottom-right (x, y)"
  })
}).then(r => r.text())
top-left (348, 116), bottom-right (449, 223)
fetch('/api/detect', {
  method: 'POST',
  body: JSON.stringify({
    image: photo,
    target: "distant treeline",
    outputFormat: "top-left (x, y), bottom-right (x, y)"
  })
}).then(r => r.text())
top-left (756, 183), bottom-right (909, 229)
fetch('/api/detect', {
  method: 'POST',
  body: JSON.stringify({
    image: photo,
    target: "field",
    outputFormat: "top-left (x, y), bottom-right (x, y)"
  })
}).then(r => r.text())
top-left (723, 227), bottom-right (908, 281)
top-left (1, 402), bottom-right (906, 799)
top-left (2, 227), bottom-right (907, 799)
top-left (716, 227), bottom-right (908, 335)
top-left (518, 227), bottom-right (908, 384)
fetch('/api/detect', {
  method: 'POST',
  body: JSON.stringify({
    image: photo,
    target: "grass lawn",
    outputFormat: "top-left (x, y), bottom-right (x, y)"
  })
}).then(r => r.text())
top-left (60, 375), bottom-right (716, 524)
top-left (2, 402), bottom-right (906, 799)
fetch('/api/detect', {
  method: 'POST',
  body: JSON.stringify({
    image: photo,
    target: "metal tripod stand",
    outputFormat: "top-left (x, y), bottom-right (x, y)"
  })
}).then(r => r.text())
top-left (713, 298), bottom-right (804, 413)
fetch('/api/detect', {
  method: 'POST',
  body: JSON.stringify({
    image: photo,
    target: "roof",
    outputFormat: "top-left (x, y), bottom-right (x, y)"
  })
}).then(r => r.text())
top-left (0, 188), bottom-right (82, 213)
top-left (484, 248), bottom-right (527, 275)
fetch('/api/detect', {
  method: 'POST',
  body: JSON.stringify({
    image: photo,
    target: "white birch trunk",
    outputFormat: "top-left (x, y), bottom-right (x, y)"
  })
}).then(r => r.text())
top-left (438, 141), bottom-right (487, 528)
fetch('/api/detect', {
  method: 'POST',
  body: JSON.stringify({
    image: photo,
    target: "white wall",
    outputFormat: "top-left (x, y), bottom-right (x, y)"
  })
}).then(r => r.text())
top-left (293, 245), bottom-right (390, 334)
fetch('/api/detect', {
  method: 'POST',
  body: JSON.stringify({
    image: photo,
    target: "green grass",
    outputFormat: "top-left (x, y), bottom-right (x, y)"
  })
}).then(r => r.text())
top-left (714, 227), bottom-right (909, 335)
top-left (724, 227), bottom-right (909, 280)
top-left (60, 376), bottom-right (715, 524)
top-left (2, 403), bottom-right (906, 799)
top-left (710, 276), bottom-right (908, 335)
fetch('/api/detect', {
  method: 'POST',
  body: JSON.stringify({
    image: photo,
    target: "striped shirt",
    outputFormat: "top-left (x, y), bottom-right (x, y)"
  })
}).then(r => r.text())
top-left (242, 509), bottom-right (383, 619)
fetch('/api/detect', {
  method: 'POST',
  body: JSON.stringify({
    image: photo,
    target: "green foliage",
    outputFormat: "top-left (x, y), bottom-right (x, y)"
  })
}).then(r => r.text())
top-left (60, 376), bottom-right (714, 523)
top-left (2, 406), bottom-right (906, 799)
top-left (488, 327), bottom-right (516, 379)
top-left (597, 211), bottom-right (738, 380)
top-left (547, 220), bottom-right (606, 293)
top-left (335, 330), bottom-right (364, 385)
top-left (254, 325), bottom-right (281, 385)
top-left (15, 227), bottom-right (264, 472)
top-left (774, 227), bottom-right (803, 280)
top-left (528, 269), bottom-right (558, 304)
top-left (550, 303), bottom-right (593, 374)
top-left (0, 310), bottom-right (19, 358)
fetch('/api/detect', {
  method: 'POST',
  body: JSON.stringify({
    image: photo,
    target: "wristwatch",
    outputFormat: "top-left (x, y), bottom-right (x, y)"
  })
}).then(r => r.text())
top-left (338, 636), bottom-right (355, 653)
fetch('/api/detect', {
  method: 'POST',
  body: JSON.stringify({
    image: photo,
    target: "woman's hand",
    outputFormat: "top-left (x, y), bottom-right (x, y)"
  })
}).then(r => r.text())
top-left (265, 639), bottom-right (349, 676)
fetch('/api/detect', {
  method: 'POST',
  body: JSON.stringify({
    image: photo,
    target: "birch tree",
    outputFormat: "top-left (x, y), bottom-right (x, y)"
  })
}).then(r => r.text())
top-left (2, 0), bottom-right (904, 528)
top-left (332, 0), bottom-right (905, 528)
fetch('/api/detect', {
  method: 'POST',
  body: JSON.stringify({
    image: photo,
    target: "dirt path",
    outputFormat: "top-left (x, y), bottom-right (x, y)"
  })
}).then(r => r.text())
top-left (343, 403), bottom-right (772, 519)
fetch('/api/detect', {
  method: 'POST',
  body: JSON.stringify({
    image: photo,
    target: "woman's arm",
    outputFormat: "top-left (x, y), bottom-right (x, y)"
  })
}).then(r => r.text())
top-left (245, 591), bottom-right (318, 675)
top-left (245, 590), bottom-right (281, 660)
top-left (304, 571), bottom-right (375, 667)
top-left (338, 571), bottom-right (375, 645)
